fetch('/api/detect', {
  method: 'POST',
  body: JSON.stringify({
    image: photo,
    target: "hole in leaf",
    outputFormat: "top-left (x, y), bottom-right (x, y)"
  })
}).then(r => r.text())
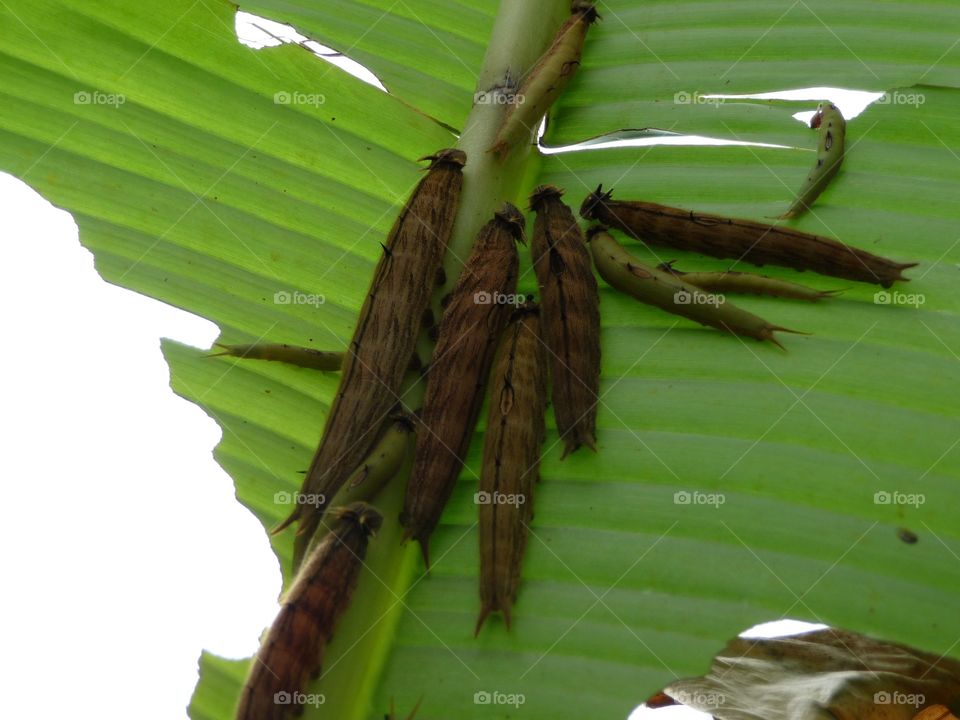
top-left (235, 11), bottom-right (387, 92)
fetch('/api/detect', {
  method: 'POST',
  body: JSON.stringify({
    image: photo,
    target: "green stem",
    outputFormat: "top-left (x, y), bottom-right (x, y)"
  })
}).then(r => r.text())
top-left (308, 2), bottom-right (567, 718)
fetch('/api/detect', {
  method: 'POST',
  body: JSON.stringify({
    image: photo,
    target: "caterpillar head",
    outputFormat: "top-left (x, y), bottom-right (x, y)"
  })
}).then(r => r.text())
top-left (388, 408), bottom-right (418, 435)
top-left (494, 201), bottom-right (527, 244)
top-left (528, 184), bottom-right (565, 212)
top-left (335, 501), bottom-right (384, 537)
top-left (584, 224), bottom-right (610, 244)
top-left (419, 148), bottom-right (467, 169)
top-left (571, 0), bottom-right (601, 23)
top-left (579, 184), bottom-right (614, 220)
top-left (809, 102), bottom-right (838, 129)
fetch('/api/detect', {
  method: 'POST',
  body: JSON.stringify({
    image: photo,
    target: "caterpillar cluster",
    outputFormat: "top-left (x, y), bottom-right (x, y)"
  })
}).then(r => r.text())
top-left (223, 3), bottom-right (923, 717)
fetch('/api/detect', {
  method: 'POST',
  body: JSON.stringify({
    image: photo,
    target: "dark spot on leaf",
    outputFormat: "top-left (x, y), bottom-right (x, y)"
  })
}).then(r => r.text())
top-left (897, 527), bottom-right (918, 544)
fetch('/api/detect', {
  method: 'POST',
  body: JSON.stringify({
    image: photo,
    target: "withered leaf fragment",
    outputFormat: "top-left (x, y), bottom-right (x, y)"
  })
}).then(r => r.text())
top-left (654, 628), bottom-right (960, 720)
top-left (209, 343), bottom-right (344, 371)
top-left (580, 186), bottom-right (916, 288)
top-left (530, 185), bottom-right (601, 457)
top-left (280, 149), bottom-right (465, 569)
top-left (588, 227), bottom-right (798, 348)
top-left (476, 302), bottom-right (547, 635)
top-left (656, 262), bottom-right (839, 302)
top-left (488, 1), bottom-right (600, 159)
top-left (235, 502), bottom-right (382, 720)
top-left (401, 203), bottom-right (524, 567)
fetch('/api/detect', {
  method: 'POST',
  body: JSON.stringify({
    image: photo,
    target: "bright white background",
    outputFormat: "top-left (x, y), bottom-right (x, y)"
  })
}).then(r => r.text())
top-left (0, 13), bottom-right (856, 720)
top-left (0, 175), bottom-right (280, 718)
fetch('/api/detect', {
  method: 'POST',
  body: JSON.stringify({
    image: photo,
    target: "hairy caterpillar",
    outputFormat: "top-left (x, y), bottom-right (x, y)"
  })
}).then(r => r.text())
top-left (476, 301), bottom-right (547, 635)
top-left (656, 262), bottom-right (839, 301)
top-left (781, 102), bottom-right (846, 219)
top-left (236, 502), bottom-right (382, 720)
top-left (209, 343), bottom-right (344, 371)
top-left (580, 186), bottom-right (916, 288)
top-left (280, 149), bottom-right (465, 570)
top-left (401, 203), bottom-right (524, 567)
top-left (588, 228), bottom-right (798, 348)
top-left (530, 185), bottom-right (601, 457)
top-left (488, 1), bottom-right (600, 159)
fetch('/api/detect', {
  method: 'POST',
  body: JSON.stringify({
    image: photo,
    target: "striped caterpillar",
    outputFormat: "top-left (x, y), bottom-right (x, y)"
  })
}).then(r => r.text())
top-left (209, 343), bottom-right (422, 373)
top-left (580, 185), bottom-right (916, 287)
top-left (209, 343), bottom-right (343, 371)
top-left (280, 149), bottom-right (465, 570)
top-left (588, 227), bottom-right (798, 348)
top-left (401, 203), bottom-right (524, 567)
top-left (488, 1), bottom-right (599, 159)
top-left (781, 102), bottom-right (846, 219)
top-left (656, 262), bottom-right (839, 301)
top-left (235, 502), bottom-right (382, 720)
top-left (530, 185), bottom-right (601, 457)
top-left (476, 301), bottom-right (547, 635)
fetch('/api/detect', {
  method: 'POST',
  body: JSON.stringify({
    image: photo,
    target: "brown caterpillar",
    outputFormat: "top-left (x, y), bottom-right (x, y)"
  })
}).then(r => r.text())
top-left (488, 1), bottom-right (600, 159)
top-left (401, 203), bottom-right (524, 568)
top-left (236, 502), bottom-right (382, 720)
top-left (209, 343), bottom-right (344, 371)
top-left (476, 302), bottom-right (547, 635)
top-left (580, 185), bottom-right (916, 287)
top-left (279, 149), bottom-right (465, 570)
top-left (210, 343), bottom-right (422, 373)
top-left (588, 227), bottom-right (798, 348)
top-left (656, 262), bottom-right (839, 301)
top-left (781, 102), bottom-right (846, 219)
top-left (530, 185), bottom-right (601, 457)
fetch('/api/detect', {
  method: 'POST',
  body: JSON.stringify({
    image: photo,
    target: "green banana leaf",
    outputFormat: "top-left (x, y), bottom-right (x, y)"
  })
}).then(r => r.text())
top-left (1, 1), bottom-right (957, 719)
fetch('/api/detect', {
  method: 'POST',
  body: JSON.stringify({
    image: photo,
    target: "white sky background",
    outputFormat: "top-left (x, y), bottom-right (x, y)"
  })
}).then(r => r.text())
top-left (0, 12), bottom-right (870, 720)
